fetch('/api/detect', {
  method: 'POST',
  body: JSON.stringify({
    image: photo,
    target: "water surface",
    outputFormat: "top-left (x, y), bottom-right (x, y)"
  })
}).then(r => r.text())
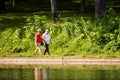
top-left (0, 65), bottom-right (120, 80)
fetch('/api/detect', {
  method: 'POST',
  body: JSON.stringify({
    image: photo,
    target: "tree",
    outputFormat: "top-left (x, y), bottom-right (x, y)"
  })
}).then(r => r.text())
top-left (95, 0), bottom-right (106, 19)
top-left (12, 0), bottom-right (15, 7)
top-left (81, 0), bottom-right (86, 13)
top-left (0, 0), bottom-right (6, 11)
top-left (50, 0), bottom-right (57, 23)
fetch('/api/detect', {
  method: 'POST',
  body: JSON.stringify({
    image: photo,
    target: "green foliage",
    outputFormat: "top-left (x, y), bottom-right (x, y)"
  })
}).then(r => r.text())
top-left (0, 8), bottom-right (120, 57)
top-left (0, 15), bottom-right (47, 53)
top-left (50, 8), bottom-right (120, 54)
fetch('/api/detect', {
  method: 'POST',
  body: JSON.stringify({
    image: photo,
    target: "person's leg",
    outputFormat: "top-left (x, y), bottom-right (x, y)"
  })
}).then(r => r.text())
top-left (38, 47), bottom-right (42, 54)
top-left (47, 44), bottom-right (50, 55)
top-left (34, 47), bottom-right (38, 55)
top-left (45, 44), bottom-right (50, 55)
top-left (34, 43), bottom-right (42, 55)
top-left (44, 43), bottom-right (47, 55)
top-left (44, 50), bottom-right (47, 55)
top-left (38, 43), bottom-right (42, 54)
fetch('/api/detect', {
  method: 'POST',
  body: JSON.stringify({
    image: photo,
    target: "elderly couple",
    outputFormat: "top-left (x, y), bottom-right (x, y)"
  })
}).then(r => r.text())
top-left (34, 29), bottom-right (51, 55)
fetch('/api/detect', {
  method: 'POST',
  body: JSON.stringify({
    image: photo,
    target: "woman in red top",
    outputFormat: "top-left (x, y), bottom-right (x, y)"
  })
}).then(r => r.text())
top-left (34, 29), bottom-right (43, 55)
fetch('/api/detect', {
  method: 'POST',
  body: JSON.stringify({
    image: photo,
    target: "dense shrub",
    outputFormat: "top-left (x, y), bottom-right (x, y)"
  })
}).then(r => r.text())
top-left (50, 8), bottom-right (120, 54)
top-left (0, 8), bottom-right (120, 55)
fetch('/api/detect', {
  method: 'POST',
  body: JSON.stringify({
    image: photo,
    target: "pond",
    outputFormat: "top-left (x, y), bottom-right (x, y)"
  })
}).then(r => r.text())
top-left (0, 65), bottom-right (120, 80)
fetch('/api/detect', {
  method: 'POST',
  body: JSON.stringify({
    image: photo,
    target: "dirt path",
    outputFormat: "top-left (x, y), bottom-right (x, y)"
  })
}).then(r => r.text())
top-left (0, 58), bottom-right (120, 65)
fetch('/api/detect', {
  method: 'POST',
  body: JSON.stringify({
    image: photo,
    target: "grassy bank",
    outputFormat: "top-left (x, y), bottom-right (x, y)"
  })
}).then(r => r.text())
top-left (0, 7), bottom-right (120, 58)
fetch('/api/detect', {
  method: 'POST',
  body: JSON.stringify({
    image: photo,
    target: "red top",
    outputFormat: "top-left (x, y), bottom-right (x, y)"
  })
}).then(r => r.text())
top-left (35, 33), bottom-right (43, 42)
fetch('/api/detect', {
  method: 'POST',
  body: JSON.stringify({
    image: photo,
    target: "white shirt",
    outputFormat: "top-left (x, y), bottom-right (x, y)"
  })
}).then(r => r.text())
top-left (42, 33), bottom-right (51, 44)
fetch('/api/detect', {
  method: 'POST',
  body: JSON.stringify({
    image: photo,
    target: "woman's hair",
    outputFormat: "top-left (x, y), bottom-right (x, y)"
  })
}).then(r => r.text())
top-left (37, 29), bottom-right (42, 32)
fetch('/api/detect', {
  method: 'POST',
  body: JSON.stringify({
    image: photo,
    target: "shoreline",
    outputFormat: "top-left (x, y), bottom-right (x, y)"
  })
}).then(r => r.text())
top-left (0, 58), bottom-right (120, 65)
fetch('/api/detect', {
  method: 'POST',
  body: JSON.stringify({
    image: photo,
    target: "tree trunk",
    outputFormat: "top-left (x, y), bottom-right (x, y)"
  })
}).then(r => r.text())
top-left (0, 0), bottom-right (6, 11)
top-left (95, 0), bottom-right (106, 19)
top-left (50, 0), bottom-right (57, 23)
top-left (13, 0), bottom-right (15, 7)
top-left (81, 0), bottom-right (85, 13)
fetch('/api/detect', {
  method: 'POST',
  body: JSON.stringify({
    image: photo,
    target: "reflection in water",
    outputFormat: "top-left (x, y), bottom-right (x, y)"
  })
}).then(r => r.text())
top-left (34, 68), bottom-right (42, 80)
top-left (1, 66), bottom-right (120, 80)
top-left (42, 68), bottom-right (49, 80)
top-left (34, 68), bottom-right (49, 80)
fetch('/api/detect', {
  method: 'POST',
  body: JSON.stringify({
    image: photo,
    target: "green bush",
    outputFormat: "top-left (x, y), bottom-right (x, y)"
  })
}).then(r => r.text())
top-left (0, 8), bottom-right (120, 56)
top-left (50, 8), bottom-right (120, 54)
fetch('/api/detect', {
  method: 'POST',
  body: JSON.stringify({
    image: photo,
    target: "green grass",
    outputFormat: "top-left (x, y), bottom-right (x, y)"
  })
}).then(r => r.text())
top-left (0, 51), bottom-right (120, 58)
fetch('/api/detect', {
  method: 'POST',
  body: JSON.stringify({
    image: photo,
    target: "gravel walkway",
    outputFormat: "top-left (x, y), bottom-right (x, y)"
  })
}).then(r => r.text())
top-left (0, 58), bottom-right (120, 65)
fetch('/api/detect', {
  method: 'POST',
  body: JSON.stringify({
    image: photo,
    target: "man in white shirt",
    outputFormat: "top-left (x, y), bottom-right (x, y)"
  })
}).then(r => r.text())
top-left (42, 29), bottom-right (51, 55)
